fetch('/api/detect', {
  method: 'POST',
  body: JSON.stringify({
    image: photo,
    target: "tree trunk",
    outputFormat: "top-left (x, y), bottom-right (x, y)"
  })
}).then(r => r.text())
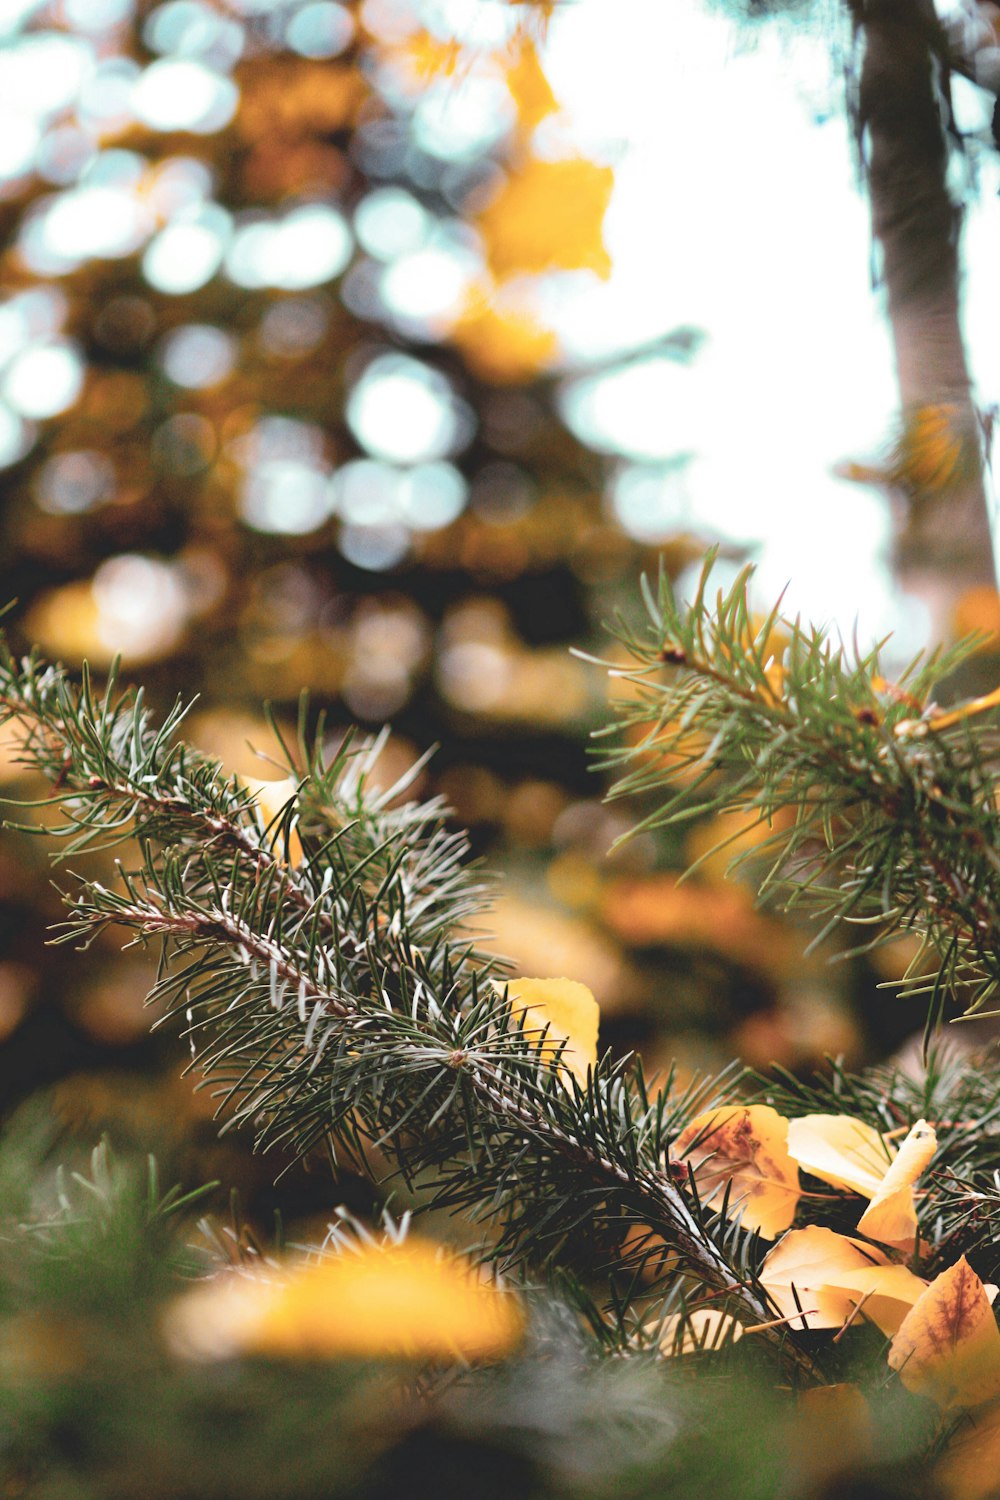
top-left (860, 0), bottom-right (997, 638)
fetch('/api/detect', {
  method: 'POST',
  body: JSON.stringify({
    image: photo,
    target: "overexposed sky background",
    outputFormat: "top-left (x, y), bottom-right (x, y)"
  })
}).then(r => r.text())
top-left (538, 0), bottom-right (1000, 654)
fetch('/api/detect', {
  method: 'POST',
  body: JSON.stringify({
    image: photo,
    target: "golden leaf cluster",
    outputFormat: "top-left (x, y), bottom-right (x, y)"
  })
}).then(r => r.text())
top-left (671, 1107), bottom-right (935, 1251)
top-left (451, 285), bottom-right (559, 385)
top-left (661, 1099), bottom-right (1000, 1494)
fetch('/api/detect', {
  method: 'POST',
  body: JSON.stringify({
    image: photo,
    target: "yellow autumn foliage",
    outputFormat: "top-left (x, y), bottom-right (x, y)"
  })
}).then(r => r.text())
top-left (399, 29), bottom-right (465, 82)
top-left (672, 1105), bottom-right (800, 1239)
top-left (937, 1396), bottom-right (1000, 1500)
top-left (952, 584), bottom-right (1000, 648)
top-left (451, 284), bottom-right (558, 385)
top-left (856, 1119), bottom-right (937, 1252)
top-left (504, 34), bottom-right (558, 131)
top-left (237, 61), bottom-right (368, 139)
top-left (893, 403), bottom-right (977, 498)
top-left (759, 1225), bottom-right (925, 1335)
top-left (503, 976), bottom-right (600, 1086)
top-left (165, 1239), bottom-right (525, 1364)
top-left (889, 1257), bottom-right (1000, 1411)
top-left (786, 1114), bottom-right (935, 1252)
top-left (786, 1114), bottom-right (895, 1198)
top-left (477, 156), bottom-right (615, 281)
top-left (793, 1385), bottom-right (876, 1485)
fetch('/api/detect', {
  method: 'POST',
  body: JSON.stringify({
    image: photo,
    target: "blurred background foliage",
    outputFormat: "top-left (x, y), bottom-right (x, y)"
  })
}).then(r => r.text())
top-left (0, 0), bottom-right (977, 1233)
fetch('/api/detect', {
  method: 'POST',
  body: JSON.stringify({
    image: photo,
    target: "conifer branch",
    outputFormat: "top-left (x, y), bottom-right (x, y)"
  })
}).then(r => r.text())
top-left (596, 554), bottom-right (1000, 1018)
top-left (0, 640), bottom-right (819, 1380)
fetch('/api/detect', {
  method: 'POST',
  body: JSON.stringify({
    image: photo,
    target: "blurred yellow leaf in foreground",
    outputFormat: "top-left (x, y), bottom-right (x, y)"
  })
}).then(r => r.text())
top-left (166, 1239), bottom-right (525, 1363)
top-left (937, 1396), bottom-right (1000, 1499)
top-left (793, 1385), bottom-right (875, 1484)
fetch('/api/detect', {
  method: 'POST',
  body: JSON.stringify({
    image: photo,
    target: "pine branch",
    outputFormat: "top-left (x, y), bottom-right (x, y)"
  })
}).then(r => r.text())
top-left (594, 553), bottom-right (1000, 1019)
top-left (0, 642), bottom-right (819, 1380)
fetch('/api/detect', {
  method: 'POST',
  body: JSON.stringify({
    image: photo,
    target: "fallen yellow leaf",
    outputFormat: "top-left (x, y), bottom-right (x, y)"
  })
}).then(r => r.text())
top-left (477, 156), bottom-right (614, 281)
top-left (672, 1105), bottom-right (800, 1239)
top-left (786, 1114), bottom-right (895, 1197)
top-left (165, 1238), bottom-right (524, 1363)
top-left (244, 775), bottom-right (304, 868)
top-left (659, 1308), bottom-right (743, 1356)
top-left (889, 1257), bottom-right (1000, 1410)
top-left (759, 1225), bottom-right (891, 1331)
top-left (503, 976), bottom-right (599, 1087)
top-left (857, 1119), bottom-right (937, 1252)
top-left (825, 1262), bottom-right (928, 1338)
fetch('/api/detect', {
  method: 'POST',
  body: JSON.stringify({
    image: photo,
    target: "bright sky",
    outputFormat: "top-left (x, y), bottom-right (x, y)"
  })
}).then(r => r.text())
top-left (541, 0), bottom-right (1000, 657)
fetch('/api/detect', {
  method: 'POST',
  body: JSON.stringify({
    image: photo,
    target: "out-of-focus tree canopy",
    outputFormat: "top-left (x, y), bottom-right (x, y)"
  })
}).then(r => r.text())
top-left (0, 0), bottom-right (953, 1189)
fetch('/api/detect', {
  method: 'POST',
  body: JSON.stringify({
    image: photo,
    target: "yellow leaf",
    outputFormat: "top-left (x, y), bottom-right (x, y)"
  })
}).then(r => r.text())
top-left (672, 1105), bottom-right (800, 1240)
top-left (165, 1239), bottom-right (524, 1364)
top-left (477, 156), bottom-right (614, 281)
top-left (244, 775), bottom-right (304, 868)
top-left (786, 1114), bottom-right (895, 1198)
top-left (504, 976), bottom-right (599, 1087)
top-left (888, 1257), bottom-right (1000, 1410)
top-left (936, 1396), bottom-right (1000, 1500)
top-left (451, 283), bottom-right (558, 385)
top-left (504, 35), bottom-right (558, 131)
top-left (857, 1119), bottom-right (936, 1253)
top-left (759, 1225), bottom-right (890, 1331)
top-left (659, 1308), bottom-right (743, 1356)
top-left (825, 1263), bottom-right (929, 1338)
top-left (786, 1115), bottom-right (936, 1253)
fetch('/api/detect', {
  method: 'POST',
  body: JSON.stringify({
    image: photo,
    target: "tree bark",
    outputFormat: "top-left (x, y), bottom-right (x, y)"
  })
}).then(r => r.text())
top-left (859, 0), bottom-right (997, 637)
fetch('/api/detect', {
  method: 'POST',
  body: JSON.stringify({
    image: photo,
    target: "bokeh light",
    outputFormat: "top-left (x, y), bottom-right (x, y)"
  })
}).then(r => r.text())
top-left (143, 208), bottom-right (231, 295)
top-left (346, 353), bottom-right (472, 463)
top-left (158, 324), bottom-right (237, 388)
top-left (132, 58), bottom-right (239, 134)
top-left (35, 450), bottom-right (116, 514)
top-left (3, 340), bottom-right (83, 418)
